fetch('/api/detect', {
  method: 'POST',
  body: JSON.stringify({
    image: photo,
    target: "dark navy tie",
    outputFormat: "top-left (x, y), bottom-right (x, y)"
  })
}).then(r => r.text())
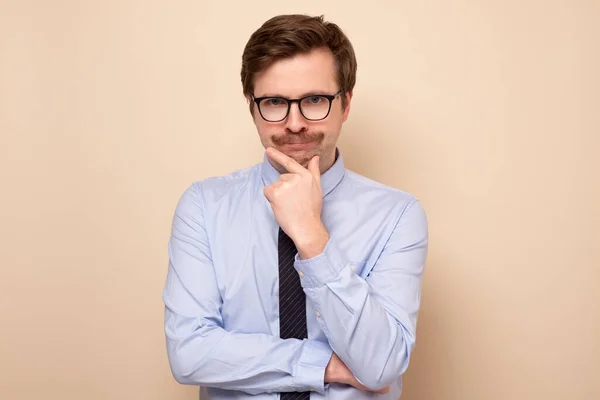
top-left (278, 228), bottom-right (310, 400)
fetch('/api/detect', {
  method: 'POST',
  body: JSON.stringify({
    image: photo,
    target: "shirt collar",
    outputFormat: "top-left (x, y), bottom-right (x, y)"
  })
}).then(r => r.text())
top-left (260, 148), bottom-right (346, 197)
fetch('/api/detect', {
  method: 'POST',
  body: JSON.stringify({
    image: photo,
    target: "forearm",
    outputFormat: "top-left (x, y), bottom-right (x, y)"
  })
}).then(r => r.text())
top-left (165, 183), bottom-right (333, 395)
top-left (164, 308), bottom-right (332, 395)
top-left (294, 201), bottom-right (428, 390)
top-left (300, 253), bottom-right (411, 389)
top-left (295, 224), bottom-right (409, 388)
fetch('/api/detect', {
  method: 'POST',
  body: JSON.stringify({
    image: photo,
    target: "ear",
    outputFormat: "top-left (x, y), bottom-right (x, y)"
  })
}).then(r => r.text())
top-left (342, 91), bottom-right (353, 122)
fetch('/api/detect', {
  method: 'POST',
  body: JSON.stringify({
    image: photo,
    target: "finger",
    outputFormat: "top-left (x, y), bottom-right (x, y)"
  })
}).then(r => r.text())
top-left (375, 386), bottom-right (390, 394)
top-left (266, 147), bottom-right (307, 175)
top-left (263, 185), bottom-right (276, 202)
top-left (307, 155), bottom-right (321, 184)
top-left (349, 377), bottom-right (370, 392)
top-left (350, 377), bottom-right (389, 394)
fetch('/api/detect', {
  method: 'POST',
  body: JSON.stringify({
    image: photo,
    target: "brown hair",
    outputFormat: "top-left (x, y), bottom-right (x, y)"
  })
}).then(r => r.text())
top-left (241, 14), bottom-right (357, 111)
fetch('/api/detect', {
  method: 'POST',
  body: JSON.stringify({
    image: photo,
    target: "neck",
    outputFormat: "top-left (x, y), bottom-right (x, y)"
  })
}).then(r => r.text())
top-left (319, 151), bottom-right (337, 174)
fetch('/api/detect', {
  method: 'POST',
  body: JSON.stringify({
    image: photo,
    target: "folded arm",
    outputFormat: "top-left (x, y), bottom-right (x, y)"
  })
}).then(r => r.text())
top-left (295, 198), bottom-right (429, 390)
top-left (163, 183), bottom-right (332, 395)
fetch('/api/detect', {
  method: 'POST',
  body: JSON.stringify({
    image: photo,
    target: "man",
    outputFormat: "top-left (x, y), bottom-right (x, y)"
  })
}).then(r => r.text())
top-left (163, 14), bottom-right (428, 400)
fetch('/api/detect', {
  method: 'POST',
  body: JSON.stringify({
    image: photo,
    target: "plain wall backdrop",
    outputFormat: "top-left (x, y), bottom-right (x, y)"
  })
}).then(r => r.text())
top-left (1, 1), bottom-right (598, 399)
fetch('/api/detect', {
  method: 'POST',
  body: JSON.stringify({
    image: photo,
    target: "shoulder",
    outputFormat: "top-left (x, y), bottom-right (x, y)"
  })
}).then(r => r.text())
top-left (341, 168), bottom-right (428, 234)
top-left (343, 169), bottom-right (421, 208)
top-left (175, 163), bottom-right (261, 211)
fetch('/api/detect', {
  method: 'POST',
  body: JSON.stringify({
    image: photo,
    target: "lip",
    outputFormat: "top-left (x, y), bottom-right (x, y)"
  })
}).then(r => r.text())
top-left (279, 141), bottom-right (315, 151)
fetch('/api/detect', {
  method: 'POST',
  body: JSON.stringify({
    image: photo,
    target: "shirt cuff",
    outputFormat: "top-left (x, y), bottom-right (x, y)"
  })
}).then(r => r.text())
top-left (294, 239), bottom-right (348, 289)
top-left (294, 339), bottom-right (333, 394)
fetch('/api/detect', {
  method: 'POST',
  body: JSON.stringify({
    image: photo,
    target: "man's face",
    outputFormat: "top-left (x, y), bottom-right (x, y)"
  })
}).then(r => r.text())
top-left (251, 47), bottom-right (352, 172)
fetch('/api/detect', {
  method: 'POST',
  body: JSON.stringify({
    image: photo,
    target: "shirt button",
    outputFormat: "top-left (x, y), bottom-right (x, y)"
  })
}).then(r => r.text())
top-left (298, 271), bottom-right (304, 277)
top-left (350, 265), bottom-right (356, 271)
top-left (316, 311), bottom-right (321, 317)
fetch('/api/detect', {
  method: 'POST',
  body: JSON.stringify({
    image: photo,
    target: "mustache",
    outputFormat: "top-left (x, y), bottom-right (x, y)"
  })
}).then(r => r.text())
top-left (271, 132), bottom-right (325, 145)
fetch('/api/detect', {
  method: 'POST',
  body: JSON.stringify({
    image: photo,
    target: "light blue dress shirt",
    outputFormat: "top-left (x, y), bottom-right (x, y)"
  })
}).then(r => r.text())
top-left (163, 150), bottom-right (428, 399)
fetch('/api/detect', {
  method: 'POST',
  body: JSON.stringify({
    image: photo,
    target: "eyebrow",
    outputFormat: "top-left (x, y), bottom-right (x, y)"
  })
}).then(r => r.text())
top-left (255, 90), bottom-right (334, 98)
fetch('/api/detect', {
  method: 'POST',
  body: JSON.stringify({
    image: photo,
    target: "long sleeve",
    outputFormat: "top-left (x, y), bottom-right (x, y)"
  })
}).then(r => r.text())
top-left (163, 183), bottom-right (333, 395)
top-left (294, 198), bottom-right (428, 390)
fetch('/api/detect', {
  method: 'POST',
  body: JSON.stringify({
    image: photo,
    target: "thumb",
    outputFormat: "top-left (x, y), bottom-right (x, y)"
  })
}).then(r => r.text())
top-left (308, 155), bottom-right (321, 183)
top-left (263, 185), bottom-right (274, 203)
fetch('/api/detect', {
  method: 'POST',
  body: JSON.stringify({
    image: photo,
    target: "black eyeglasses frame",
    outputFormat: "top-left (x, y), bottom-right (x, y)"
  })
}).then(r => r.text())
top-left (251, 90), bottom-right (344, 122)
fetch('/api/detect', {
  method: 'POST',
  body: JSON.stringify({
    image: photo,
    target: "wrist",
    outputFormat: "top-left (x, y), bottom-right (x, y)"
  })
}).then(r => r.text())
top-left (294, 220), bottom-right (329, 259)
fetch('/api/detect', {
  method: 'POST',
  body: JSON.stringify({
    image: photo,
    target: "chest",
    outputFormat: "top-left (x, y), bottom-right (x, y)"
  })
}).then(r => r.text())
top-left (204, 194), bottom-right (384, 331)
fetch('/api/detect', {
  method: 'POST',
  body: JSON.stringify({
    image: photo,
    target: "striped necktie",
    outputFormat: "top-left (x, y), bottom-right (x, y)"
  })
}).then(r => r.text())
top-left (278, 227), bottom-right (310, 400)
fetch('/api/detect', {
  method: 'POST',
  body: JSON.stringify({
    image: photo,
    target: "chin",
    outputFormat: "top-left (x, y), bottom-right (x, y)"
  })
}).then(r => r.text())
top-left (289, 150), bottom-right (316, 166)
top-left (287, 155), bottom-right (310, 168)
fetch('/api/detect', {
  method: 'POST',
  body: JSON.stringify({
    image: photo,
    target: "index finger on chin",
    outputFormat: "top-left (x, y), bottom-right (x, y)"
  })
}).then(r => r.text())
top-left (266, 147), bottom-right (305, 174)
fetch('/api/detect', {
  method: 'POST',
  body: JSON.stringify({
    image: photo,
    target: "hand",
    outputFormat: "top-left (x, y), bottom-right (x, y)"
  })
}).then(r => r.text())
top-left (263, 147), bottom-right (329, 258)
top-left (325, 353), bottom-right (390, 394)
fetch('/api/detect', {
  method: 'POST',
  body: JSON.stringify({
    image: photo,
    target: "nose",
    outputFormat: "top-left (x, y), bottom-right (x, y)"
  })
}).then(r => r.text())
top-left (284, 102), bottom-right (308, 133)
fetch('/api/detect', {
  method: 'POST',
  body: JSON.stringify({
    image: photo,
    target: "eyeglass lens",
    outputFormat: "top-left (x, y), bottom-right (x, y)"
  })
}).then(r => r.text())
top-left (259, 95), bottom-right (331, 121)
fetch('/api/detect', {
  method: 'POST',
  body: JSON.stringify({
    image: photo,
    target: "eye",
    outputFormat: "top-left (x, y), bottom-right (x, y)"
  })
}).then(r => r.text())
top-left (266, 98), bottom-right (285, 106)
top-left (307, 96), bottom-right (323, 104)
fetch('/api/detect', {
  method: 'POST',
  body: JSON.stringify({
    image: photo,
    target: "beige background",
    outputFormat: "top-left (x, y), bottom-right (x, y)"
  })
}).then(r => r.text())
top-left (1, 1), bottom-right (599, 399)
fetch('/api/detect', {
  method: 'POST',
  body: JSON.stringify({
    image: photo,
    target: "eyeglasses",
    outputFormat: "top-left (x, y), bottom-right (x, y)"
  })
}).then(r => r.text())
top-left (252, 90), bottom-right (343, 122)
